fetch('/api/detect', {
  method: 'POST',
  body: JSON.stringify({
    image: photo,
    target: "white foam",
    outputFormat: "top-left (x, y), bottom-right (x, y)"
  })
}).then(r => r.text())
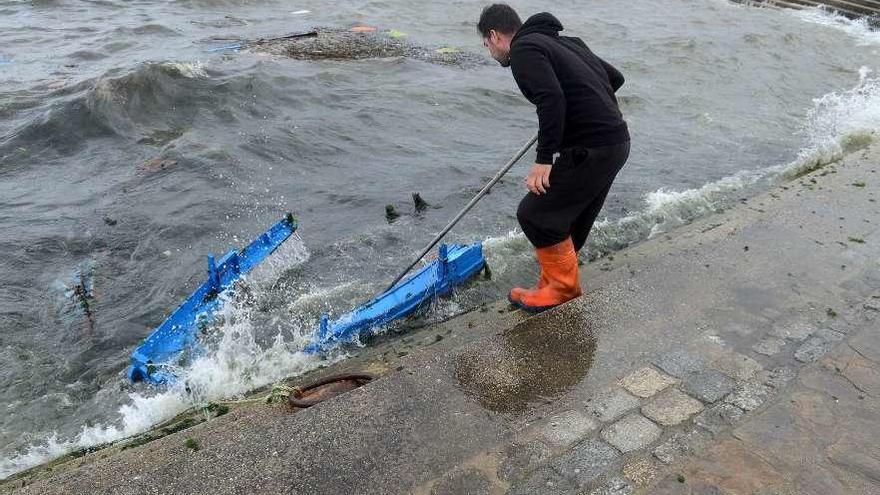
top-left (159, 61), bottom-right (208, 79)
top-left (589, 167), bottom-right (767, 252)
top-left (783, 67), bottom-right (880, 178)
top-left (0, 337), bottom-right (333, 479)
top-left (791, 7), bottom-right (880, 46)
top-left (0, 237), bottom-right (330, 481)
top-left (481, 229), bottom-right (531, 273)
top-left (590, 70), bottom-right (880, 252)
top-left (485, 68), bottom-right (880, 256)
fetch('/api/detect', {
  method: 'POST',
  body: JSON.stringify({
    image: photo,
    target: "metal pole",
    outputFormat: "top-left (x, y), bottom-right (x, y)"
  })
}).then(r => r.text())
top-left (384, 132), bottom-right (538, 292)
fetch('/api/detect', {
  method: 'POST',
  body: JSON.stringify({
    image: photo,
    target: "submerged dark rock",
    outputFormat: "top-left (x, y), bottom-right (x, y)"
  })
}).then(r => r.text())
top-left (412, 192), bottom-right (430, 212)
top-left (385, 204), bottom-right (400, 222)
top-left (251, 27), bottom-right (489, 67)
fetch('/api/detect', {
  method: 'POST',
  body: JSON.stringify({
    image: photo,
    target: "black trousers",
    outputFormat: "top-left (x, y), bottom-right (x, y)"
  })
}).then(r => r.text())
top-left (517, 141), bottom-right (630, 251)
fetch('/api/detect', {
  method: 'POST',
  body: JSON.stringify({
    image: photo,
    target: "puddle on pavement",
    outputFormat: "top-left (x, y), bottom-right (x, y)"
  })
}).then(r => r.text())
top-left (453, 307), bottom-right (596, 414)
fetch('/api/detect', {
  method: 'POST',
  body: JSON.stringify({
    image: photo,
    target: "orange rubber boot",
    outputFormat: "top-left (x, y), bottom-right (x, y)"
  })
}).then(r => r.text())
top-left (508, 270), bottom-right (548, 302)
top-left (508, 237), bottom-right (582, 312)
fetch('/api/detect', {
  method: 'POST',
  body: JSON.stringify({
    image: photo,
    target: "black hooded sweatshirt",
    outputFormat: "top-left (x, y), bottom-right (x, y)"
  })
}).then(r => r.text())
top-left (510, 13), bottom-right (629, 164)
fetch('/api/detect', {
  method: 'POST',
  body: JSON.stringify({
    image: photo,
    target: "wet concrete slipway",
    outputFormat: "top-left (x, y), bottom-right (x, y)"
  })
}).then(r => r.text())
top-left (3, 139), bottom-right (880, 492)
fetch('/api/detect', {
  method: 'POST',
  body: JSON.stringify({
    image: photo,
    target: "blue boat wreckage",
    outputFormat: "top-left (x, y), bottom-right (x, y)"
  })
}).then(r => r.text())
top-left (128, 215), bottom-right (486, 385)
top-left (305, 242), bottom-right (484, 353)
top-left (128, 214), bottom-right (299, 384)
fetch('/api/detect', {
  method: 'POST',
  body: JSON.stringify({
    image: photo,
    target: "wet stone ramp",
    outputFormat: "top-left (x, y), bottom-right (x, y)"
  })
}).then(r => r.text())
top-left (1, 303), bottom-right (598, 495)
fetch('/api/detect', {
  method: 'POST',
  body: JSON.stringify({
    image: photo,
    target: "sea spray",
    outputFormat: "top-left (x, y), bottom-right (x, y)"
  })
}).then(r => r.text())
top-left (0, 237), bottom-right (331, 480)
top-left (484, 69), bottom-right (880, 257)
top-left (792, 7), bottom-right (880, 46)
top-left (783, 67), bottom-right (880, 179)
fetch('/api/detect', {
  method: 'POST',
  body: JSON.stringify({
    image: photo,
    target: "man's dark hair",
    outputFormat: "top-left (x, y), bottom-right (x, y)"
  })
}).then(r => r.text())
top-left (477, 4), bottom-right (522, 37)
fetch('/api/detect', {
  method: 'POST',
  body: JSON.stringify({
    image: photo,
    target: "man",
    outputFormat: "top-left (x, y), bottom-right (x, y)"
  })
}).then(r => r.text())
top-left (478, 4), bottom-right (630, 312)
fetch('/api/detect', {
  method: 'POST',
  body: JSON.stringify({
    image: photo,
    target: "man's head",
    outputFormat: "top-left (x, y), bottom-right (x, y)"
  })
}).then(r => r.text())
top-left (477, 4), bottom-right (521, 67)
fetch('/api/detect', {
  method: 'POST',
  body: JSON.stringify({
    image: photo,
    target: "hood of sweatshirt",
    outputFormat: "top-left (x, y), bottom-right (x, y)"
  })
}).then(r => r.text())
top-left (513, 12), bottom-right (563, 42)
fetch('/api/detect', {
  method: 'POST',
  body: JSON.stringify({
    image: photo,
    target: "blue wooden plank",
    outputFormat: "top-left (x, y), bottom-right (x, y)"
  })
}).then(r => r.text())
top-left (305, 242), bottom-right (485, 353)
top-left (128, 214), bottom-right (298, 384)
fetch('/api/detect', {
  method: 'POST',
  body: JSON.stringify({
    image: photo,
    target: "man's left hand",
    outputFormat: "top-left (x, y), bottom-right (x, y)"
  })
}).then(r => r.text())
top-left (525, 163), bottom-right (552, 195)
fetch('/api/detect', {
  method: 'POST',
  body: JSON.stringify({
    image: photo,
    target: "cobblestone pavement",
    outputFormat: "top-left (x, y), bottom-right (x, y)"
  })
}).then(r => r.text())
top-left (455, 312), bottom-right (879, 495)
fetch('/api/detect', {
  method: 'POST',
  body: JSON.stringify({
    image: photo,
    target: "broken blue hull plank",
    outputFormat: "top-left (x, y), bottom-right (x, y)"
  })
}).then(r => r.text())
top-left (305, 242), bottom-right (485, 354)
top-left (128, 214), bottom-right (298, 385)
top-left (206, 43), bottom-right (245, 52)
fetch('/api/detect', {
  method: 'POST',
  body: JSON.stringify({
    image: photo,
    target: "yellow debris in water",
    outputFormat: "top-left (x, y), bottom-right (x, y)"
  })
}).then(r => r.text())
top-left (434, 46), bottom-right (461, 54)
top-left (387, 29), bottom-right (407, 38)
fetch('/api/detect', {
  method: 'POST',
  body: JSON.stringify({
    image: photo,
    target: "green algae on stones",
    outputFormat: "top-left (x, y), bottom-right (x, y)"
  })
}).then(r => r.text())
top-left (184, 438), bottom-right (199, 451)
top-left (265, 384), bottom-right (293, 405)
top-left (203, 403), bottom-right (229, 417)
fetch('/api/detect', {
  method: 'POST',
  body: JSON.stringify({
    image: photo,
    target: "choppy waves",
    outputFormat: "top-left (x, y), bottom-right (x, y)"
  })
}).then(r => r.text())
top-left (592, 68), bottom-right (878, 253)
top-left (485, 67), bottom-right (880, 259)
top-left (1, 62), bottom-right (210, 164)
top-left (791, 7), bottom-right (880, 46)
top-left (0, 237), bottom-right (336, 480)
top-left (783, 66), bottom-right (880, 178)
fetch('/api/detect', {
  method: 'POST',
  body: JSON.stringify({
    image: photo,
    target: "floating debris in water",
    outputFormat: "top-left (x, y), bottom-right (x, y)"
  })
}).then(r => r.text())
top-left (350, 24), bottom-right (378, 33)
top-left (72, 275), bottom-right (93, 314)
top-left (61, 263), bottom-right (97, 331)
top-left (139, 157), bottom-right (177, 172)
top-left (291, 10), bottom-right (311, 15)
top-left (249, 27), bottom-right (488, 67)
top-left (206, 43), bottom-right (245, 53)
top-left (137, 128), bottom-right (186, 146)
top-left (385, 204), bottom-right (400, 222)
top-left (206, 30), bottom-right (317, 53)
top-left (102, 216), bottom-right (117, 226)
top-left (412, 192), bottom-right (430, 212)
